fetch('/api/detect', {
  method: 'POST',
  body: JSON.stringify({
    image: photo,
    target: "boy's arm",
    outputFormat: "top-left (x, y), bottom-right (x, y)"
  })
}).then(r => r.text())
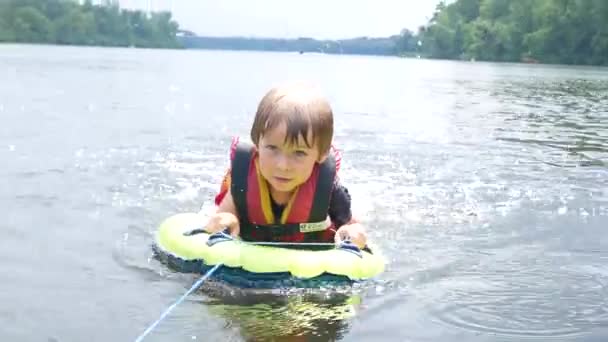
top-left (328, 182), bottom-right (353, 228)
top-left (329, 183), bottom-right (367, 248)
top-left (205, 177), bottom-right (241, 237)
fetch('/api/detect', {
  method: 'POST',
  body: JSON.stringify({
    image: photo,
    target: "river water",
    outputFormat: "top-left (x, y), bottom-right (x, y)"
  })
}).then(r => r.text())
top-left (1, 44), bottom-right (607, 341)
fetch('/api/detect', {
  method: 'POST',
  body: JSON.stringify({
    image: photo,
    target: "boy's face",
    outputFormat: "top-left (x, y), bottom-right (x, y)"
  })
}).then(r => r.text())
top-left (257, 122), bottom-right (327, 194)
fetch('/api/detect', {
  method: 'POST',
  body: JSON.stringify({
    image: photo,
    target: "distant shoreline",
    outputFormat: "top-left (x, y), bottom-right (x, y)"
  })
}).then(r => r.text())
top-left (175, 34), bottom-right (401, 57)
top-left (0, 41), bottom-right (183, 51)
top-left (3, 41), bottom-right (607, 70)
top-left (3, 0), bottom-right (607, 67)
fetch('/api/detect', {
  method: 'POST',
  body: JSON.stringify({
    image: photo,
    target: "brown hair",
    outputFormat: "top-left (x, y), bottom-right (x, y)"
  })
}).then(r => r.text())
top-left (250, 82), bottom-right (334, 156)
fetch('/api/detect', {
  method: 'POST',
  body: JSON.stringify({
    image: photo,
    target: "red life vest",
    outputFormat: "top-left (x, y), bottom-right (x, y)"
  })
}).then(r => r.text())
top-left (214, 138), bottom-right (339, 243)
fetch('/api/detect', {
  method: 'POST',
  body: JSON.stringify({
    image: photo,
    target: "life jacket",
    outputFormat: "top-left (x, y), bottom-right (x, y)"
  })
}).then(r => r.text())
top-left (214, 137), bottom-right (339, 243)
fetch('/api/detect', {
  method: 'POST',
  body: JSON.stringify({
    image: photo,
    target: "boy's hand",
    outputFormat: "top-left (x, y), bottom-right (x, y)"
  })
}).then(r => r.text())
top-left (204, 212), bottom-right (240, 237)
top-left (335, 223), bottom-right (367, 249)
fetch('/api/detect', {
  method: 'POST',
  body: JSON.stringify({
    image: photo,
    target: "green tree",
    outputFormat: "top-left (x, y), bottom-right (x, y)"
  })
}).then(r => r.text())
top-left (12, 6), bottom-right (53, 43)
top-left (54, 9), bottom-right (96, 45)
top-left (0, 0), bottom-right (180, 48)
top-left (411, 0), bottom-right (608, 66)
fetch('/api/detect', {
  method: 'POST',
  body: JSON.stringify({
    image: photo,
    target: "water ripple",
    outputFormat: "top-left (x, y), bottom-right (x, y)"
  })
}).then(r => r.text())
top-left (428, 250), bottom-right (608, 338)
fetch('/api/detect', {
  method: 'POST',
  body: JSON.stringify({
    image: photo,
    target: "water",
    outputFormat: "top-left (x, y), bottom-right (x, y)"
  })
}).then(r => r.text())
top-left (1, 44), bottom-right (607, 341)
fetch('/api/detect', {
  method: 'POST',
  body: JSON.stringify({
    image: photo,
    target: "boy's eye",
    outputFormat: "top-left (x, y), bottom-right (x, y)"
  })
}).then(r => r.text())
top-left (294, 150), bottom-right (308, 157)
top-left (265, 145), bottom-right (278, 151)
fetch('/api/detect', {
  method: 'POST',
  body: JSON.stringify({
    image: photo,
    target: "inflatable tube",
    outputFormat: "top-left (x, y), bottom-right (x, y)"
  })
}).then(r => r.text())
top-left (152, 212), bottom-right (386, 289)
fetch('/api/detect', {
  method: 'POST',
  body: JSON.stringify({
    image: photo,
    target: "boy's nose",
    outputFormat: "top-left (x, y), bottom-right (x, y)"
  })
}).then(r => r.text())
top-left (276, 154), bottom-right (290, 170)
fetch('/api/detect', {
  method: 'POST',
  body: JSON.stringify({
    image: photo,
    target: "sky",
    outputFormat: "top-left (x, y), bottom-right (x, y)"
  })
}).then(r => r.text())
top-left (118, 0), bottom-right (443, 39)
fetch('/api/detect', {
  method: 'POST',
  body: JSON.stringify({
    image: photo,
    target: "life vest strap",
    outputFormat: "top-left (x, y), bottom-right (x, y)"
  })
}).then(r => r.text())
top-left (309, 150), bottom-right (336, 222)
top-left (230, 142), bottom-right (252, 225)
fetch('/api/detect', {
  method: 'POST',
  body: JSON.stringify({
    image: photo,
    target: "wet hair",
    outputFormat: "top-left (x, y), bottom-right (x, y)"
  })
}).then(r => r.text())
top-left (250, 82), bottom-right (334, 156)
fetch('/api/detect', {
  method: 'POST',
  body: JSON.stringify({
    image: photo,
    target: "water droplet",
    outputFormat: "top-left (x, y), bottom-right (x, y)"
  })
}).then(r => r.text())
top-left (558, 207), bottom-right (568, 215)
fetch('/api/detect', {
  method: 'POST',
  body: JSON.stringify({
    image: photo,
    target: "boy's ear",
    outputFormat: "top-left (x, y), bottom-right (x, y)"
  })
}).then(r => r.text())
top-left (317, 152), bottom-right (329, 164)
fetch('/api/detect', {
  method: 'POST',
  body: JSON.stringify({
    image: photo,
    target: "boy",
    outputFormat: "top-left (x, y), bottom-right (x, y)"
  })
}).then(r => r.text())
top-left (204, 82), bottom-right (367, 248)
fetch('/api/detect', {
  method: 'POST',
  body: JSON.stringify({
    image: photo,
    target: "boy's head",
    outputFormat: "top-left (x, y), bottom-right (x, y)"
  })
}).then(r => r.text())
top-left (250, 82), bottom-right (334, 157)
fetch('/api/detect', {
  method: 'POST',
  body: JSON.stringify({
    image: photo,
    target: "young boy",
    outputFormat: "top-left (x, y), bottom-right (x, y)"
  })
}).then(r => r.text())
top-left (204, 82), bottom-right (367, 248)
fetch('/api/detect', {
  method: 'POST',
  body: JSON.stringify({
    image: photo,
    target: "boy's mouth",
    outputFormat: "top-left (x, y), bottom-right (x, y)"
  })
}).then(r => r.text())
top-left (273, 176), bottom-right (292, 184)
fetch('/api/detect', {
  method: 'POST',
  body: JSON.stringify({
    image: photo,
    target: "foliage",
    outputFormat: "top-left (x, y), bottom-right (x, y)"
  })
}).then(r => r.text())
top-left (0, 0), bottom-right (180, 48)
top-left (411, 0), bottom-right (608, 65)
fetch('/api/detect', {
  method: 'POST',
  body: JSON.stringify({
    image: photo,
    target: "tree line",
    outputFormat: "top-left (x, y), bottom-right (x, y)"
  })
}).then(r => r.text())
top-left (0, 0), bottom-right (179, 48)
top-left (403, 0), bottom-right (608, 65)
top-left (178, 35), bottom-right (399, 56)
